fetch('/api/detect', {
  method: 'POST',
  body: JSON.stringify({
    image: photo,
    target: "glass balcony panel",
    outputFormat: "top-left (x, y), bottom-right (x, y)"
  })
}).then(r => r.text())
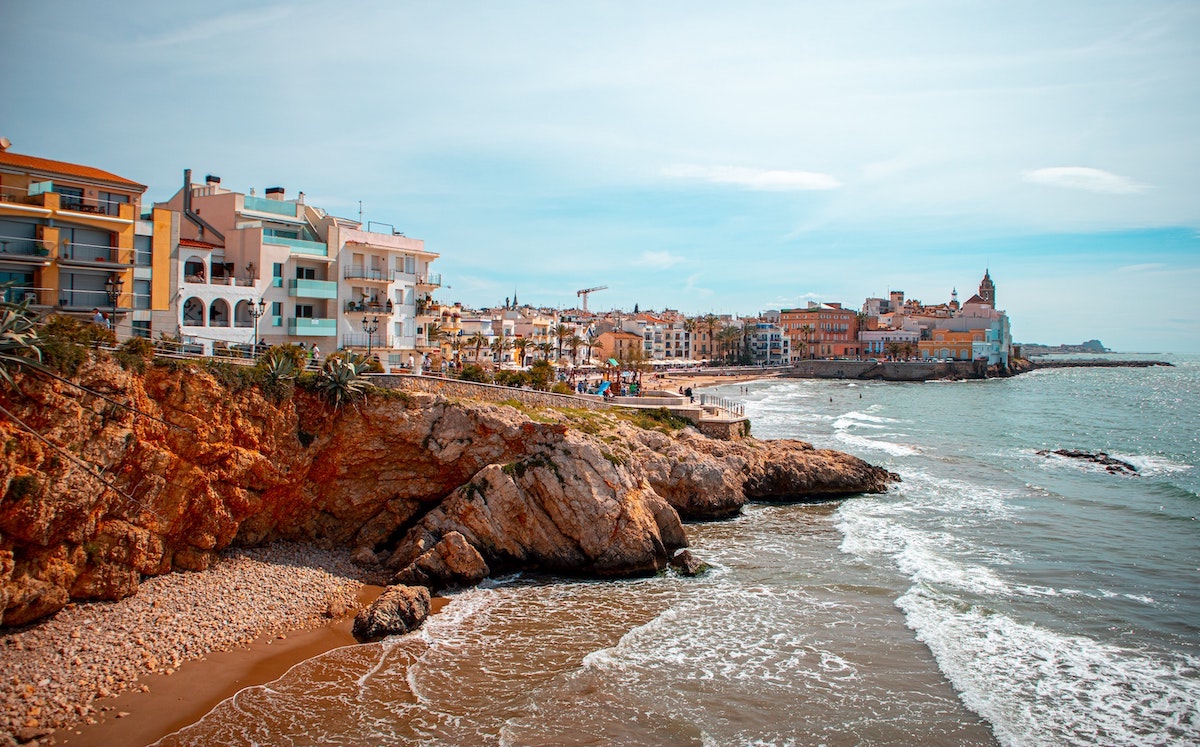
top-left (243, 195), bottom-right (298, 217)
top-left (287, 278), bottom-right (338, 299)
top-left (286, 318), bottom-right (336, 336)
top-left (264, 236), bottom-right (328, 256)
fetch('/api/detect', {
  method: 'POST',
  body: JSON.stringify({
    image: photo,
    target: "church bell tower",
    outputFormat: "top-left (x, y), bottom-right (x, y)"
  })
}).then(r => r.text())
top-left (978, 270), bottom-right (995, 308)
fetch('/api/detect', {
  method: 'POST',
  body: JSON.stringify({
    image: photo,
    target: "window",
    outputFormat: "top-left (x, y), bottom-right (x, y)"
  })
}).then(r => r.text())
top-left (134, 235), bottom-right (153, 266)
top-left (98, 191), bottom-right (129, 217)
top-left (133, 279), bottom-right (151, 310)
top-left (132, 320), bottom-right (151, 339)
top-left (295, 304), bottom-right (314, 319)
top-left (295, 266), bottom-right (316, 280)
top-left (272, 263), bottom-right (283, 288)
top-left (54, 186), bottom-right (83, 210)
top-left (271, 301), bottom-right (283, 326)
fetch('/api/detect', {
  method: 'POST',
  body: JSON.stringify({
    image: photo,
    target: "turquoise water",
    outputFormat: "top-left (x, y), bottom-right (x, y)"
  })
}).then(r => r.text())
top-left (159, 356), bottom-right (1199, 746)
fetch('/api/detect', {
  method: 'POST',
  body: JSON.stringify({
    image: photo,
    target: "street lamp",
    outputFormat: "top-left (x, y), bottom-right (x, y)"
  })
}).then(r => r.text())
top-left (249, 298), bottom-right (267, 355)
top-left (363, 315), bottom-right (380, 358)
top-left (104, 275), bottom-right (123, 333)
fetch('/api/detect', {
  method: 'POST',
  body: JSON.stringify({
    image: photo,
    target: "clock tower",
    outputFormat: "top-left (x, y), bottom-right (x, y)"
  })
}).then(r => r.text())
top-left (978, 270), bottom-right (995, 308)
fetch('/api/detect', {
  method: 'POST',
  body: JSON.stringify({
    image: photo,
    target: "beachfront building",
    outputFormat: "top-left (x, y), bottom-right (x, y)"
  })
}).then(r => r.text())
top-left (0, 144), bottom-right (173, 338)
top-left (860, 328), bottom-right (921, 358)
top-left (156, 172), bottom-right (440, 362)
top-left (780, 303), bottom-right (861, 359)
top-left (745, 322), bottom-right (790, 365)
top-left (594, 329), bottom-right (643, 364)
top-left (918, 329), bottom-right (981, 360)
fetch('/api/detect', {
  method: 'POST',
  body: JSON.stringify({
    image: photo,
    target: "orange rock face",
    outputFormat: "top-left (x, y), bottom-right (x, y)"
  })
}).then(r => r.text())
top-left (0, 356), bottom-right (896, 627)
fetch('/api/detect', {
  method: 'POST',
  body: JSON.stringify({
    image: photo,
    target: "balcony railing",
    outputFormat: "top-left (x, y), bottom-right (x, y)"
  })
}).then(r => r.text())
top-left (415, 273), bottom-right (442, 288)
top-left (0, 234), bottom-right (50, 260)
top-left (346, 300), bottom-right (394, 314)
top-left (59, 242), bottom-right (130, 267)
top-left (344, 266), bottom-right (389, 281)
top-left (264, 236), bottom-right (328, 257)
top-left (287, 278), bottom-right (338, 299)
top-left (2, 286), bottom-right (54, 305)
top-left (286, 317), bottom-right (336, 336)
top-left (342, 333), bottom-right (388, 348)
top-left (57, 289), bottom-right (124, 310)
top-left (243, 195), bottom-right (298, 217)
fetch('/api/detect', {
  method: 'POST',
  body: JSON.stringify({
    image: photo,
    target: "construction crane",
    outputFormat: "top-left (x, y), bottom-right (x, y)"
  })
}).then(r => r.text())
top-left (576, 285), bottom-right (608, 312)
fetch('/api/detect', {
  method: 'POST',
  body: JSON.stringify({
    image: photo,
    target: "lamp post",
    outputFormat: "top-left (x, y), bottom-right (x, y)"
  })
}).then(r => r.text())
top-left (249, 298), bottom-right (267, 355)
top-left (104, 275), bottom-right (123, 333)
top-left (363, 315), bottom-right (380, 358)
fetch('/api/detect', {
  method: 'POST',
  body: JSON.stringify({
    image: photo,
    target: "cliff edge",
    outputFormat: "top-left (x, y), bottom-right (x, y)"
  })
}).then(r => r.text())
top-left (0, 357), bottom-right (896, 627)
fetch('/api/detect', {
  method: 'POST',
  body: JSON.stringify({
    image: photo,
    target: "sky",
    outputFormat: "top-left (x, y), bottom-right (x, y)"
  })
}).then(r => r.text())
top-left (3, 0), bottom-right (1198, 352)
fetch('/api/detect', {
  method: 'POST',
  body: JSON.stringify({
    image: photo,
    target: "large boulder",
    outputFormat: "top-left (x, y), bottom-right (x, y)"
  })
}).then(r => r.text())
top-left (351, 584), bottom-right (431, 643)
top-left (390, 438), bottom-right (688, 578)
top-left (391, 530), bottom-right (490, 590)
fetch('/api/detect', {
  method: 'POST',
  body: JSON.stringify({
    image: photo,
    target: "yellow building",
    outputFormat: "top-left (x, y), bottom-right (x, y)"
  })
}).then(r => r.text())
top-left (0, 144), bottom-right (171, 338)
top-left (919, 329), bottom-right (984, 360)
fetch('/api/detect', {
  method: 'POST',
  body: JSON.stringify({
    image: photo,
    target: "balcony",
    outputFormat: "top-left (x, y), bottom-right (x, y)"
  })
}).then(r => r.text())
top-left (243, 195), bottom-right (298, 218)
top-left (287, 278), bottom-right (337, 299)
top-left (415, 273), bottom-right (441, 289)
top-left (344, 266), bottom-right (390, 282)
top-left (346, 300), bottom-right (393, 314)
top-left (2, 286), bottom-right (54, 306)
top-left (58, 242), bottom-right (132, 269)
top-left (263, 235), bottom-right (328, 257)
top-left (57, 288), bottom-right (124, 311)
top-left (342, 333), bottom-right (388, 348)
top-left (286, 318), bottom-right (336, 336)
top-left (0, 235), bottom-right (51, 266)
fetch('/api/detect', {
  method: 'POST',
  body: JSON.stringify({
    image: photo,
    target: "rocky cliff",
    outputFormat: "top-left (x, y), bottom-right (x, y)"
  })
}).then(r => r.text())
top-left (0, 356), bottom-right (896, 627)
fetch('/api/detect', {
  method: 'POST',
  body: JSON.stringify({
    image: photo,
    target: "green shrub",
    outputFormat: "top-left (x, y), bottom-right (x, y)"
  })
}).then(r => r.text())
top-left (459, 364), bottom-right (490, 383)
top-left (551, 381), bottom-right (573, 395)
top-left (309, 355), bottom-right (370, 408)
top-left (493, 369), bottom-right (528, 388)
top-left (114, 336), bottom-right (155, 373)
top-left (38, 314), bottom-right (112, 376)
top-left (528, 360), bottom-right (554, 391)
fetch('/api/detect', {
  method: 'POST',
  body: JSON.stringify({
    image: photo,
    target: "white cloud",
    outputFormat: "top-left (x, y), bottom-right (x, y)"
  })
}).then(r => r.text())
top-left (138, 7), bottom-right (294, 47)
top-left (1117, 262), bottom-right (1165, 272)
top-left (1021, 167), bottom-right (1149, 194)
top-left (663, 165), bottom-right (842, 191)
top-left (635, 250), bottom-right (685, 269)
top-left (683, 273), bottom-right (712, 296)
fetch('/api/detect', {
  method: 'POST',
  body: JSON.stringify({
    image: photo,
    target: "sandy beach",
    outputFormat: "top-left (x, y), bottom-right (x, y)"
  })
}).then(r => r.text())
top-left (0, 543), bottom-right (384, 746)
top-left (648, 367), bottom-right (783, 392)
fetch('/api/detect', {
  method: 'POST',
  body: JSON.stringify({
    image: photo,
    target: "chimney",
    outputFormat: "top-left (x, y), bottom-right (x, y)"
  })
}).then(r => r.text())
top-left (205, 174), bottom-right (221, 186)
top-left (297, 191), bottom-right (305, 205)
top-left (265, 187), bottom-right (285, 201)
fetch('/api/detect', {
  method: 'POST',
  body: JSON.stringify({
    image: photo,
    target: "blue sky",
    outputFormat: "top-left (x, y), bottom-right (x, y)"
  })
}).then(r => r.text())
top-left (3, 1), bottom-right (1198, 351)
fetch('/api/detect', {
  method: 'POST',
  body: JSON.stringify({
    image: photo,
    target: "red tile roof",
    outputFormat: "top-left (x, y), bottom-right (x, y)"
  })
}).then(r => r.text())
top-left (0, 151), bottom-right (146, 191)
top-left (179, 238), bottom-right (221, 249)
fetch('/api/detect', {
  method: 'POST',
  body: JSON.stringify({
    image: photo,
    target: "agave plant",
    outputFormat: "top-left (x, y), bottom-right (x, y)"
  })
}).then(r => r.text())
top-left (0, 291), bottom-right (46, 388)
top-left (312, 354), bottom-right (369, 408)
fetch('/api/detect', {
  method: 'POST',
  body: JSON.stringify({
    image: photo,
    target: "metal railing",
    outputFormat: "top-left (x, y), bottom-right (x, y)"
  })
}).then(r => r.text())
top-left (0, 233), bottom-right (49, 257)
top-left (698, 393), bottom-right (745, 416)
top-left (344, 266), bottom-right (389, 281)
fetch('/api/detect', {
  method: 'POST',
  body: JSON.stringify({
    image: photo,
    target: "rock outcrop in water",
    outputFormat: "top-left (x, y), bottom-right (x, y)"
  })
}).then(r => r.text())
top-left (0, 356), bottom-right (897, 627)
top-left (1036, 449), bottom-right (1138, 475)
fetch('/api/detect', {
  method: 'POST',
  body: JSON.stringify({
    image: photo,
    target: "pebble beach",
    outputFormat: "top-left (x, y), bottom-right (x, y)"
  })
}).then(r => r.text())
top-left (0, 543), bottom-right (373, 746)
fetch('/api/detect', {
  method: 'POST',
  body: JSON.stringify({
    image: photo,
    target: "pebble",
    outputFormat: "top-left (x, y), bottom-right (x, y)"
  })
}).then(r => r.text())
top-left (0, 542), bottom-right (365, 740)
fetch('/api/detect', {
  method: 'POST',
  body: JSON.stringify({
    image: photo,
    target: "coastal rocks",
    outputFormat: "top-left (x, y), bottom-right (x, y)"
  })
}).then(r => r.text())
top-left (1036, 449), bottom-right (1138, 475)
top-left (351, 584), bottom-right (431, 643)
top-left (669, 548), bottom-right (707, 576)
top-left (390, 440), bottom-right (688, 578)
top-left (390, 531), bottom-right (490, 590)
top-left (0, 355), bottom-right (896, 628)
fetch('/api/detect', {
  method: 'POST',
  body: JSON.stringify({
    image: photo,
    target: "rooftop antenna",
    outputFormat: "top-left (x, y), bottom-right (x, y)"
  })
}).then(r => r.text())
top-left (358, 201), bottom-right (363, 224)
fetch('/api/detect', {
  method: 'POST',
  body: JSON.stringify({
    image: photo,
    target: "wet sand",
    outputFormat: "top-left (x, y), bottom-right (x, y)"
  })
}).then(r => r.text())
top-left (55, 589), bottom-right (452, 747)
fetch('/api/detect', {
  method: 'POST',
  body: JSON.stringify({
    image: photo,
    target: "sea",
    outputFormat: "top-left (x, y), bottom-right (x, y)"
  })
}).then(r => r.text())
top-left (157, 354), bottom-right (1199, 747)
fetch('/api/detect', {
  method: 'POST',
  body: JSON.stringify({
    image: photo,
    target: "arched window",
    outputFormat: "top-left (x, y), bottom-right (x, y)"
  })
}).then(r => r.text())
top-left (184, 257), bottom-right (207, 283)
top-left (209, 298), bottom-right (231, 327)
top-left (234, 299), bottom-right (255, 328)
top-left (183, 297), bottom-right (205, 326)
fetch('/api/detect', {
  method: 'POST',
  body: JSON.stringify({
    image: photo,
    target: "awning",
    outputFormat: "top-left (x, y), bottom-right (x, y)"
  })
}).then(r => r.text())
top-left (607, 358), bottom-right (619, 366)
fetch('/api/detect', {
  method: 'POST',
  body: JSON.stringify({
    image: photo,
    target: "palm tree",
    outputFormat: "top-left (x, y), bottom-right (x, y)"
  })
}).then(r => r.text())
top-left (536, 341), bottom-right (554, 361)
top-left (682, 316), bottom-right (697, 361)
top-left (703, 314), bottom-right (719, 364)
top-left (490, 333), bottom-right (511, 366)
top-left (425, 322), bottom-right (444, 362)
top-left (567, 334), bottom-right (583, 366)
top-left (468, 331), bottom-right (487, 365)
top-left (799, 324), bottom-right (814, 360)
top-left (553, 323), bottom-right (569, 362)
top-left (513, 336), bottom-right (530, 367)
top-left (449, 331), bottom-right (464, 368)
top-left (718, 327), bottom-right (741, 364)
top-left (584, 330), bottom-right (599, 365)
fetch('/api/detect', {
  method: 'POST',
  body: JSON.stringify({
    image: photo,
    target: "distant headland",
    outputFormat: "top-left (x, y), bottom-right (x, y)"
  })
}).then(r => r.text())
top-left (1018, 340), bottom-right (1109, 356)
